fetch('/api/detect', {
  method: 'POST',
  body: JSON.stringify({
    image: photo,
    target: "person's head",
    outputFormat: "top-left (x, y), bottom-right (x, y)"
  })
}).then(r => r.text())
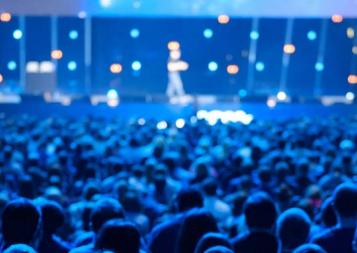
top-left (176, 209), bottom-right (219, 253)
top-left (1, 199), bottom-right (41, 247)
top-left (91, 198), bottom-right (125, 233)
top-left (332, 183), bottom-right (357, 220)
top-left (243, 192), bottom-right (277, 230)
top-left (95, 219), bottom-right (140, 253)
top-left (175, 188), bottom-right (204, 212)
top-left (37, 200), bottom-right (65, 235)
top-left (293, 243), bottom-right (327, 253)
top-left (204, 246), bottom-right (234, 253)
top-left (319, 197), bottom-right (337, 228)
top-left (194, 233), bottom-right (232, 253)
top-left (277, 208), bottom-right (311, 251)
top-left (202, 179), bottom-right (218, 197)
top-left (3, 244), bottom-right (37, 253)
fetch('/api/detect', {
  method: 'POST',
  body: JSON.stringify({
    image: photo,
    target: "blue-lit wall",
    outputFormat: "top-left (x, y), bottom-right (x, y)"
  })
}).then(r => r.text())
top-left (0, 16), bottom-right (356, 96)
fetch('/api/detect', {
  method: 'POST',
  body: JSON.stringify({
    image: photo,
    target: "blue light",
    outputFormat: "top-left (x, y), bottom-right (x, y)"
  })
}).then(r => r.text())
top-left (69, 30), bottom-right (79, 40)
top-left (7, 61), bottom-right (17, 71)
top-left (250, 30), bottom-right (259, 40)
top-left (255, 62), bottom-right (265, 72)
top-left (307, 30), bottom-right (317, 41)
top-left (203, 29), bottom-right (214, 39)
top-left (107, 89), bottom-right (118, 99)
top-left (100, 0), bottom-right (112, 8)
top-left (208, 61), bottom-right (218, 71)
top-left (67, 61), bottom-right (77, 71)
top-left (130, 28), bottom-right (140, 38)
top-left (132, 61), bottom-right (142, 71)
top-left (315, 62), bottom-right (324, 72)
top-left (239, 89), bottom-right (247, 97)
top-left (13, 29), bottom-right (23, 40)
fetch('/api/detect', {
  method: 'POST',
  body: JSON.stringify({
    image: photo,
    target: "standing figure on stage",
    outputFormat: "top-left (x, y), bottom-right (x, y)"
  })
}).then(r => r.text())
top-left (166, 41), bottom-right (189, 97)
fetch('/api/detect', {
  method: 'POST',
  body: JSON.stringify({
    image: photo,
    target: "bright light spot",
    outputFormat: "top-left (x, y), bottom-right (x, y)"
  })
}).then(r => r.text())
top-left (157, 121), bottom-right (168, 130)
top-left (255, 62), bottom-right (265, 72)
top-left (0, 74), bottom-right (3, 83)
top-left (197, 110), bottom-right (208, 120)
top-left (348, 74), bottom-right (357, 85)
top-left (0, 12), bottom-right (11, 22)
top-left (208, 61), bottom-right (218, 72)
top-left (267, 98), bottom-right (277, 108)
top-left (133, 1), bottom-right (141, 9)
top-left (107, 89), bottom-right (118, 99)
top-left (353, 46), bottom-right (357, 55)
top-left (138, 118), bottom-right (146, 125)
top-left (315, 62), bottom-right (324, 72)
top-left (196, 110), bottom-right (254, 125)
top-left (203, 28), bottom-right (214, 39)
top-left (100, 0), bottom-right (112, 8)
top-left (307, 30), bottom-right (317, 41)
top-left (277, 91), bottom-right (287, 101)
top-left (250, 31), bottom-right (259, 40)
top-left (51, 50), bottom-right (63, 60)
top-left (7, 61), bottom-right (17, 71)
top-left (110, 63), bottom-right (122, 74)
top-left (227, 64), bottom-right (239, 75)
top-left (190, 116), bottom-right (197, 124)
top-left (13, 29), bottom-right (23, 40)
top-left (218, 14), bottom-right (230, 24)
top-left (131, 61), bottom-right (141, 71)
top-left (176, 118), bottom-right (185, 128)
top-left (346, 92), bottom-right (355, 101)
top-left (168, 41), bottom-right (180, 51)
top-left (284, 44), bottom-right (296, 54)
top-left (107, 99), bottom-right (119, 107)
top-left (78, 11), bottom-right (87, 19)
top-left (67, 61), bottom-right (77, 71)
top-left (331, 14), bottom-right (343, 23)
top-left (69, 30), bottom-right (79, 40)
top-left (347, 27), bottom-right (355, 39)
top-left (26, 62), bottom-right (40, 73)
top-left (130, 28), bottom-right (140, 38)
top-left (239, 89), bottom-right (247, 97)
top-left (40, 61), bottom-right (55, 73)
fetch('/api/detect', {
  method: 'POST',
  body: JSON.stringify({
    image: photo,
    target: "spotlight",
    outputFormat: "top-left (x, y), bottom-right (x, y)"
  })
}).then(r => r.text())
top-left (227, 65), bottom-right (239, 75)
top-left (348, 74), bottom-right (357, 85)
top-left (203, 29), bottom-right (213, 39)
top-left (138, 118), bottom-right (146, 125)
top-left (347, 28), bottom-right (355, 39)
top-left (69, 30), bottom-right (79, 40)
top-left (13, 29), bottom-right (23, 40)
top-left (131, 61), bottom-right (141, 71)
top-left (157, 121), bottom-right (168, 130)
top-left (284, 44), bottom-right (296, 54)
top-left (250, 31), bottom-right (259, 40)
top-left (331, 14), bottom-right (343, 23)
top-left (346, 92), bottom-right (355, 101)
top-left (315, 62), bottom-right (324, 72)
top-left (0, 12), bottom-right (11, 22)
top-left (175, 118), bottom-right (185, 129)
top-left (130, 28), bottom-right (140, 38)
top-left (51, 50), bottom-right (63, 60)
top-left (110, 63), bottom-right (122, 74)
top-left (7, 61), bottom-right (17, 71)
top-left (267, 98), bottom-right (277, 108)
top-left (277, 91), bottom-right (287, 101)
top-left (208, 61), bottom-right (218, 72)
top-left (107, 89), bottom-right (118, 100)
top-left (218, 15), bottom-right (230, 24)
top-left (100, 0), bottom-right (112, 8)
top-left (255, 62), bottom-right (265, 72)
top-left (168, 41), bottom-right (180, 51)
top-left (67, 61), bottom-right (77, 71)
top-left (307, 31), bottom-right (317, 41)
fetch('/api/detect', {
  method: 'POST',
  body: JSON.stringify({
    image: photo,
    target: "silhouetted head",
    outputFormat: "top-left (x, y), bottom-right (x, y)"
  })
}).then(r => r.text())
top-left (3, 244), bottom-right (37, 253)
top-left (194, 233), bottom-right (232, 253)
top-left (293, 243), bottom-right (327, 253)
top-left (332, 183), bottom-right (357, 219)
top-left (176, 188), bottom-right (204, 212)
top-left (204, 246), bottom-right (234, 253)
top-left (37, 200), bottom-right (65, 235)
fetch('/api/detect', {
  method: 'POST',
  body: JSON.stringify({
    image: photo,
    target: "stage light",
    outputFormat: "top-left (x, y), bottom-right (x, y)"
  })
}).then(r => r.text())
top-left (227, 65), bottom-right (239, 75)
top-left (110, 63), bottom-right (122, 74)
top-left (51, 50), bottom-right (63, 60)
top-left (7, 61), bottom-right (17, 71)
top-left (208, 61), bottom-right (218, 72)
top-left (0, 74), bottom-right (3, 83)
top-left (197, 110), bottom-right (208, 120)
top-left (138, 118), bottom-right (146, 125)
top-left (307, 30), bottom-right (317, 41)
top-left (218, 15), bottom-right (230, 24)
top-left (347, 28), bottom-right (355, 39)
top-left (239, 89), bottom-right (247, 97)
top-left (348, 74), bottom-right (357, 84)
top-left (78, 11), bottom-right (87, 19)
top-left (130, 28), bottom-right (140, 38)
top-left (131, 61), bottom-right (141, 71)
top-left (168, 41), bottom-right (180, 51)
top-left (67, 61), bottom-right (77, 71)
top-left (277, 91), bottom-right (287, 101)
top-left (107, 89), bottom-right (118, 100)
top-left (157, 121), bottom-right (168, 130)
top-left (69, 30), bottom-right (79, 40)
top-left (203, 29), bottom-right (213, 39)
top-left (250, 31), bottom-right (259, 40)
top-left (13, 29), bottom-right (23, 40)
top-left (315, 62), bottom-right (324, 72)
top-left (353, 46), bottom-right (357, 55)
top-left (255, 62), bottom-right (265, 72)
top-left (176, 118), bottom-right (185, 128)
top-left (0, 12), bottom-right (11, 22)
top-left (267, 98), bottom-right (277, 108)
top-left (331, 14), bottom-right (343, 23)
top-left (100, 0), bottom-right (112, 8)
top-left (284, 44), bottom-right (296, 54)
top-left (346, 92), bottom-right (355, 101)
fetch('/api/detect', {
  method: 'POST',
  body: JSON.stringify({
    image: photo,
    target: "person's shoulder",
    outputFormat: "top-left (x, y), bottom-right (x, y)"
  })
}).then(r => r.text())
top-left (69, 244), bottom-right (94, 253)
top-left (311, 227), bottom-right (337, 243)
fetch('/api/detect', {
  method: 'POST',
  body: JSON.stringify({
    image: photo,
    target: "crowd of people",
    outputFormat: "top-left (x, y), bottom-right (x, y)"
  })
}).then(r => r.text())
top-left (0, 114), bottom-right (357, 253)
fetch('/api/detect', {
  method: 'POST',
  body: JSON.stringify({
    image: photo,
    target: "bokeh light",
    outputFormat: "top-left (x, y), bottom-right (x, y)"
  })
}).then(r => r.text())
top-left (0, 74), bottom-right (3, 83)
top-left (157, 121), bottom-right (168, 130)
top-left (353, 46), bottom-right (357, 55)
top-left (100, 0), bottom-right (112, 8)
top-left (203, 28), bottom-right (213, 39)
top-left (284, 44), bottom-right (296, 54)
top-left (277, 91), bottom-right (287, 101)
top-left (255, 62), bottom-right (265, 72)
top-left (227, 65), bottom-right (239, 75)
top-left (348, 74), bottom-right (357, 85)
top-left (13, 29), bottom-right (23, 40)
top-left (107, 89), bottom-right (118, 99)
top-left (110, 63), bottom-right (123, 74)
top-left (131, 61), bottom-right (142, 71)
top-left (345, 92), bottom-right (355, 101)
top-left (347, 28), bottom-right (355, 39)
top-left (67, 61), bottom-right (77, 71)
top-left (315, 62), bottom-right (324, 72)
top-left (51, 50), bottom-right (63, 60)
top-left (168, 41), bottom-right (180, 51)
top-left (267, 98), bottom-right (277, 108)
top-left (130, 28), bottom-right (140, 38)
top-left (69, 30), bottom-right (79, 40)
top-left (218, 15), bottom-right (230, 24)
top-left (175, 118), bottom-right (185, 128)
top-left (250, 31), bottom-right (260, 40)
top-left (7, 61), bottom-right (17, 71)
top-left (307, 30), bottom-right (317, 41)
top-left (331, 14), bottom-right (343, 23)
top-left (0, 12), bottom-right (11, 22)
top-left (208, 61), bottom-right (218, 72)
top-left (239, 89), bottom-right (247, 97)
